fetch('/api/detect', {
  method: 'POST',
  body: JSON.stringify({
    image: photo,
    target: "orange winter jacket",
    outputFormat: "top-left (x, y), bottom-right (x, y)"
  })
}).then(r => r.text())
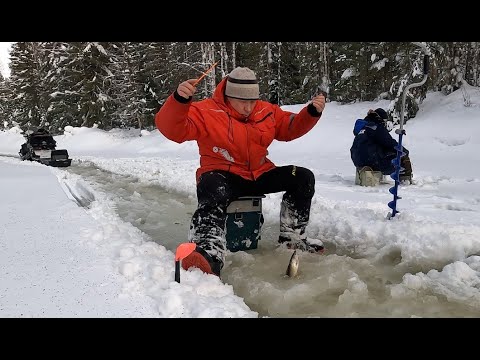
top-left (155, 77), bottom-right (322, 182)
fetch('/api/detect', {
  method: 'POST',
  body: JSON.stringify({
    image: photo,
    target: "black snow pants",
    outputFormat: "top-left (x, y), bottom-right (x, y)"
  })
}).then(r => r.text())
top-left (189, 166), bottom-right (315, 264)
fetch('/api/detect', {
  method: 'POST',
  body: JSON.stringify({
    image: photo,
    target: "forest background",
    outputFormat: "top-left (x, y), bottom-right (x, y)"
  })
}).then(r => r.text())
top-left (0, 42), bottom-right (477, 134)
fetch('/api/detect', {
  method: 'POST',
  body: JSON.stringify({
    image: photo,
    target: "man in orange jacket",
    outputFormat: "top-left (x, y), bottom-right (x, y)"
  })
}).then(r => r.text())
top-left (155, 67), bottom-right (326, 277)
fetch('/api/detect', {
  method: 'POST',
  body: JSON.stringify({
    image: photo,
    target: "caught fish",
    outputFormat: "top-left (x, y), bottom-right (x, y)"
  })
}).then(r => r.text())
top-left (286, 250), bottom-right (299, 277)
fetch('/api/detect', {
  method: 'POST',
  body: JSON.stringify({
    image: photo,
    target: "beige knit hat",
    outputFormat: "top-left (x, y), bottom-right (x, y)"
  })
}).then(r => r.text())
top-left (225, 67), bottom-right (260, 100)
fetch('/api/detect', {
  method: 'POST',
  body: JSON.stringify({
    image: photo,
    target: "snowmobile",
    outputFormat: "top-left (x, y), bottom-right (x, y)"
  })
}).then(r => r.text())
top-left (19, 128), bottom-right (72, 167)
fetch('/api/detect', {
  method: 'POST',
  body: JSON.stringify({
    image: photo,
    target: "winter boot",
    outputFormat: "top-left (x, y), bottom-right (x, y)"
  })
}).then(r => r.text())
top-left (399, 156), bottom-right (413, 183)
top-left (356, 166), bottom-right (383, 187)
top-left (278, 231), bottom-right (325, 254)
top-left (182, 246), bottom-right (223, 277)
top-left (278, 199), bottom-right (324, 253)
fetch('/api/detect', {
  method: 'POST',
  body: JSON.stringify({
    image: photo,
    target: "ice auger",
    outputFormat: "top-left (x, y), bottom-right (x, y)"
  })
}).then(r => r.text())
top-left (388, 42), bottom-right (430, 219)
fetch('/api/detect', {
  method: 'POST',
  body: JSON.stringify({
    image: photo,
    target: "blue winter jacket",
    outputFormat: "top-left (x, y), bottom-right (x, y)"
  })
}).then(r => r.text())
top-left (350, 116), bottom-right (408, 173)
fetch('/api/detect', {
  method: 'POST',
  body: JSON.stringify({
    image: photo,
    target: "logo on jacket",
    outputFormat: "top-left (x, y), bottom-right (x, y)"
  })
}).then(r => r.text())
top-left (213, 146), bottom-right (234, 162)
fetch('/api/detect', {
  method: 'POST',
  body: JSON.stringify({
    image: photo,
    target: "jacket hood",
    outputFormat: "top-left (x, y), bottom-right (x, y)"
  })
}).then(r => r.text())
top-left (212, 77), bottom-right (230, 109)
top-left (353, 119), bottom-right (367, 136)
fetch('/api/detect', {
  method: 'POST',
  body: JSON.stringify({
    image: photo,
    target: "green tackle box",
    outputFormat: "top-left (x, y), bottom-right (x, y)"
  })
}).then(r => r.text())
top-left (225, 196), bottom-right (265, 252)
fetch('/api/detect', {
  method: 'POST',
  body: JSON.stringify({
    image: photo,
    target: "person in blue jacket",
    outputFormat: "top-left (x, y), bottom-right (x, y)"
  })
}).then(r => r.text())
top-left (350, 108), bottom-right (412, 179)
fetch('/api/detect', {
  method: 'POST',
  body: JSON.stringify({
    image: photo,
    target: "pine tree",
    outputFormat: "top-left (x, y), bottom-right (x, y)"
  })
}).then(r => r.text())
top-left (8, 42), bottom-right (49, 131)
